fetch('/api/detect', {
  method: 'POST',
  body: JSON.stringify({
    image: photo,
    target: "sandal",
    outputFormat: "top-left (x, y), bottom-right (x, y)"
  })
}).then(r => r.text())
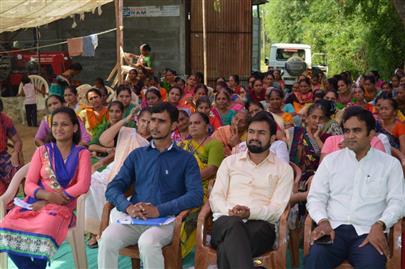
top-left (87, 235), bottom-right (98, 249)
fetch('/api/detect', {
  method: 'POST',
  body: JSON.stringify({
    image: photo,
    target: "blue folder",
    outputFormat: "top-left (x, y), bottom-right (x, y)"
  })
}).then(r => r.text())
top-left (116, 216), bottom-right (175, 226)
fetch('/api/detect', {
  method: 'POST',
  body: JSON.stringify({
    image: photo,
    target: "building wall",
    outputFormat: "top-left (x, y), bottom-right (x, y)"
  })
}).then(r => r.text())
top-left (121, 0), bottom-right (186, 76)
top-left (0, 0), bottom-right (186, 86)
top-left (189, 0), bottom-right (253, 84)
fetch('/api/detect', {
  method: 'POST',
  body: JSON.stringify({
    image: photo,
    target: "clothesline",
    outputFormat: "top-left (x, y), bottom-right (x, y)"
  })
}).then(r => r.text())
top-left (0, 39), bottom-right (66, 43)
top-left (0, 28), bottom-right (117, 55)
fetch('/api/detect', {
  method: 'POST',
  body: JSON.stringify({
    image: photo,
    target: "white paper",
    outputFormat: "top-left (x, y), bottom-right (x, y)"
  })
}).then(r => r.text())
top-left (13, 197), bottom-right (33, 210)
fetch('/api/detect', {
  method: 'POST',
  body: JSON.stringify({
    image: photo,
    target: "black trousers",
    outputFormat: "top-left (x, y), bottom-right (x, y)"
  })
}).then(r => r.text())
top-left (210, 216), bottom-right (276, 269)
top-left (25, 104), bottom-right (37, 127)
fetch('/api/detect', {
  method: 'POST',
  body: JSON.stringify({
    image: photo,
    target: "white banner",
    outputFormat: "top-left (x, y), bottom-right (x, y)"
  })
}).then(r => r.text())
top-left (123, 5), bottom-right (180, 17)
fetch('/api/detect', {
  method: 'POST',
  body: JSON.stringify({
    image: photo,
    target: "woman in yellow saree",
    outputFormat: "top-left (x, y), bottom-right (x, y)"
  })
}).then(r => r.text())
top-left (178, 112), bottom-right (225, 257)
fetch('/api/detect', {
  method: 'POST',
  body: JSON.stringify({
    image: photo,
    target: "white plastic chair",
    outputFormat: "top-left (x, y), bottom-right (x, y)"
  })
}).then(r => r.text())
top-left (67, 193), bottom-right (88, 269)
top-left (0, 163), bottom-right (88, 269)
top-left (18, 75), bottom-right (49, 113)
top-left (76, 84), bottom-right (93, 107)
top-left (104, 85), bottom-right (115, 103)
top-left (0, 163), bottom-right (29, 269)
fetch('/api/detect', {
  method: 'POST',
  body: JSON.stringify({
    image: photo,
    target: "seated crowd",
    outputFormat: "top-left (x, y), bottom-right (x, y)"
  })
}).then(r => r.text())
top-left (0, 59), bottom-right (404, 269)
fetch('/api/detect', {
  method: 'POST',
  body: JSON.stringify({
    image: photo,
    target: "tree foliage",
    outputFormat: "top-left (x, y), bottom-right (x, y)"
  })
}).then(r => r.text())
top-left (262, 0), bottom-right (405, 78)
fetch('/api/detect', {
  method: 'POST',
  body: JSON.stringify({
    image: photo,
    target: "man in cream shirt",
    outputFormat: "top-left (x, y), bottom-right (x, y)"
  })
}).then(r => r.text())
top-left (209, 111), bottom-right (293, 269)
top-left (305, 106), bottom-right (404, 269)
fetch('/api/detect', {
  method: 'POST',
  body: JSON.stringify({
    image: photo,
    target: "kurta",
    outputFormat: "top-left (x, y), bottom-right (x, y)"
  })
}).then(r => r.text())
top-left (0, 145), bottom-right (91, 260)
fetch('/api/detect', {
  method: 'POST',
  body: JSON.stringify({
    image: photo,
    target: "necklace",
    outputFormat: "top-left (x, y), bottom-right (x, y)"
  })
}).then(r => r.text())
top-left (192, 135), bottom-right (209, 154)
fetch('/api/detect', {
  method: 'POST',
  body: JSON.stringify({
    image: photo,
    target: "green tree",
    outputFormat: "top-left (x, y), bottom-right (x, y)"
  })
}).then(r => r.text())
top-left (262, 0), bottom-right (405, 78)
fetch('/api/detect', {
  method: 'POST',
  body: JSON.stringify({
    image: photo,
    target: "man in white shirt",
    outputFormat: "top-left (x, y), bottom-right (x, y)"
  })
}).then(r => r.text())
top-left (209, 111), bottom-right (294, 269)
top-left (305, 106), bottom-right (404, 269)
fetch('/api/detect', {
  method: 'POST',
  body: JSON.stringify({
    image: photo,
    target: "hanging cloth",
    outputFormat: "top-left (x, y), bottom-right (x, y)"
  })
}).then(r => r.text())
top-left (67, 37), bottom-right (83, 57)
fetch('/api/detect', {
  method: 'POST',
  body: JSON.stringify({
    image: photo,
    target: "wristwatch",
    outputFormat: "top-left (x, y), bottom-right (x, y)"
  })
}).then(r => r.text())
top-left (375, 220), bottom-right (386, 230)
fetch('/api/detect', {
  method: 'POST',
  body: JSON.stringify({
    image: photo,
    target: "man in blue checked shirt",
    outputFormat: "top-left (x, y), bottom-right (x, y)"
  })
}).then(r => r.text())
top-left (98, 102), bottom-right (203, 269)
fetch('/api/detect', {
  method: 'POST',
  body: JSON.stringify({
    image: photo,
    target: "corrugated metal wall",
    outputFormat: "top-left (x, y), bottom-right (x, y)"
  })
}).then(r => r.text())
top-left (189, 0), bottom-right (252, 84)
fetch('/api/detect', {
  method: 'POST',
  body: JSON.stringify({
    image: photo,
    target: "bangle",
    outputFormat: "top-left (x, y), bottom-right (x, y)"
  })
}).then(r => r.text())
top-left (376, 220), bottom-right (386, 230)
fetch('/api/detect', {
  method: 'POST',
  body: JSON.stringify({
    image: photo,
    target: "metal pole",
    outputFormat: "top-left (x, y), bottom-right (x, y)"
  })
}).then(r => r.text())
top-left (115, 0), bottom-right (124, 84)
top-left (202, 0), bottom-right (208, 85)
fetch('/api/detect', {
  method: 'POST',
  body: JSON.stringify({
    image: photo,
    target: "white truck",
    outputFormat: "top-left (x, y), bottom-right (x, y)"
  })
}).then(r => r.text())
top-left (267, 43), bottom-right (312, 87)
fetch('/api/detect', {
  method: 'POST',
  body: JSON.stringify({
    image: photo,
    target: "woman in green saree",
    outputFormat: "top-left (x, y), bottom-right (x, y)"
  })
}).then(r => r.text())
top-left (178, 112), bottom-right (225, 257)
top-left (116, 85), bottom-right (137, 128)
top-left (179, 112), bottom-right (224, 196)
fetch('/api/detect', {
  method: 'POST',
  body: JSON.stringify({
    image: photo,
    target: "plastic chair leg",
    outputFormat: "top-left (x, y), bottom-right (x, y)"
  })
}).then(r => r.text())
top-left (67, 229), bottom-right (88, 269)
top-left (0, 252), bottom-right (7, 269)
top-left (20, 109), bottom-right (27, 126)
top-left (289, 228), bottom-right (301, 268)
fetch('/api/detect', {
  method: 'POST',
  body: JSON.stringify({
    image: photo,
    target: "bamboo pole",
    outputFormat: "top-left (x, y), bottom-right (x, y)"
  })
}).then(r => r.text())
top-left (202, 0), bottom-right (208, 85)
top-left (35, 27), bottom-right (40, 75)
top-left (115, 0), bottom-right (124, 84)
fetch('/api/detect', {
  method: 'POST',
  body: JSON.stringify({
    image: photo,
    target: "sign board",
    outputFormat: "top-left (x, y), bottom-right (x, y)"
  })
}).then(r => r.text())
top-left (123, 5), bottom-right (180, 17)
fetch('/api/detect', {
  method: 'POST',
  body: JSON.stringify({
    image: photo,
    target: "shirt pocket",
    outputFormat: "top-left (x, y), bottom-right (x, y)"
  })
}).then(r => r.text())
top-left (251, 175), bottom-right (277, 198)
top-left (363, 176), bottom-right (387, 199)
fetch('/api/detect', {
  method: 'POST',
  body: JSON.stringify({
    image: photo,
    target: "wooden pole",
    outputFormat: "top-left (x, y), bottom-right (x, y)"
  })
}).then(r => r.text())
top-left (202, 0), bottom-right (208, 85)
top-left (35, 27), bottom-right (40, 75)
top-left (115, 0), bottom-right (124, 84)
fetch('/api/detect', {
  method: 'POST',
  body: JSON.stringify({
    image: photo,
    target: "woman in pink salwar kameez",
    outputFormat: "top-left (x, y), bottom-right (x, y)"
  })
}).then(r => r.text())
top-left (0, 107), bottom-right (91, 269)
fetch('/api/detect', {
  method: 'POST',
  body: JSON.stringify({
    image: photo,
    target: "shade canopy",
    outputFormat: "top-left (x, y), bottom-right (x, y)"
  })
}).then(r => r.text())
top-left (0, 0), bottom-right (113, 33)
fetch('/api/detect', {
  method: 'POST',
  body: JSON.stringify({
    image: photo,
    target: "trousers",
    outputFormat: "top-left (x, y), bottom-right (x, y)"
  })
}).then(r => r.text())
top-left (210, 216), bottom-right (276, 269)
top-left (305, 224), bottom-right (386, 269)
top-left (25, 104), bottom-right (37, 127)
top-left (9, 254), bottom-right (47, 269)
top-left (98, 208), bottom-right (175, 269)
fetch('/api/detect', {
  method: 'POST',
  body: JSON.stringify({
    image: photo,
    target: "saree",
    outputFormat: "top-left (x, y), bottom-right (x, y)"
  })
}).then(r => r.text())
top-left (0, 113), bottom-right (19, 194)
top-left (212, 125), bottom-right (248, 156)
top-left (85, 127), bottom-right (149, 235)
top-left (270, 111), bottom-right (293, 130)
top-left (212, 107), bottom-right (236, 126)
top-left (121, 104), bottom-right (137, 128)
top-left (89, 121), bottom-right (115, 171)
top-left (208, 112), bottom-right (222, 134)
top-left (322, 119), bottom-right (343, 136)
top-left (178, 139), bottom-right (224, 257)
top-left (376, 120), bottom-right (405, 149)
top-left (208, 107), bottom-right (224, 132)
top-left (0, 144), bottom-right (90, 260)
top-left (287, 127), bottom-right (329, 217)
top-left (123, 103), bottom-right (136, 118)
top-left (286, 92), bottom-right (313, 114)
top-left (78, 106), bottom-right (109, 136)
top-left (287, 126), bottom-right (330, 190)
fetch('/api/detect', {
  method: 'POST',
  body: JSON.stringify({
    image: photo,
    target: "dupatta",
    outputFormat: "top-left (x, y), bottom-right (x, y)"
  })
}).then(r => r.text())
top-left (45, 143), bottom-right (85, 189)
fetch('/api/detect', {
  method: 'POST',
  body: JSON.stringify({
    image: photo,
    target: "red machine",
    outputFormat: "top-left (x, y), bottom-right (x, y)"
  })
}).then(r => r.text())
top-left (0, 51), bottom-right (72, 96)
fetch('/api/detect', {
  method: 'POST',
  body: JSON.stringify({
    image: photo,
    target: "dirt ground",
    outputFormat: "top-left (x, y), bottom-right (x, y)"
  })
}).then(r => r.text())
top-left (15, 123), bottom-right (38, 163)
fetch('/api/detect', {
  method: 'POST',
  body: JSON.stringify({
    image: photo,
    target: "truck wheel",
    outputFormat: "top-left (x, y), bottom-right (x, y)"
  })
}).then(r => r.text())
top-left (285, 56), bottom-right (307, 76)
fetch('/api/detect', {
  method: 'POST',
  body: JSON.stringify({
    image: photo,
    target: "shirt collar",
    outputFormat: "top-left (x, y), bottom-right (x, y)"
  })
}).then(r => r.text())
top-left (148, 140), bottom-right (176, 152)
top-left (344, 146), bottom-right (374, 161)
top-left (239, 150), bottom-right (275, 164)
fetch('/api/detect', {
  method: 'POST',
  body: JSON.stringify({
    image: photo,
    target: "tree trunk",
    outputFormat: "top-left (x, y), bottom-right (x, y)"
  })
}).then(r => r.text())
top-left (392, 0), bottom-right (405, 28)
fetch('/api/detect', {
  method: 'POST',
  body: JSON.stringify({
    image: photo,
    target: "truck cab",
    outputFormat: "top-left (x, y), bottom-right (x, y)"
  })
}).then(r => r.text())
top-left (268, 43), bottom-right (311, 87)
